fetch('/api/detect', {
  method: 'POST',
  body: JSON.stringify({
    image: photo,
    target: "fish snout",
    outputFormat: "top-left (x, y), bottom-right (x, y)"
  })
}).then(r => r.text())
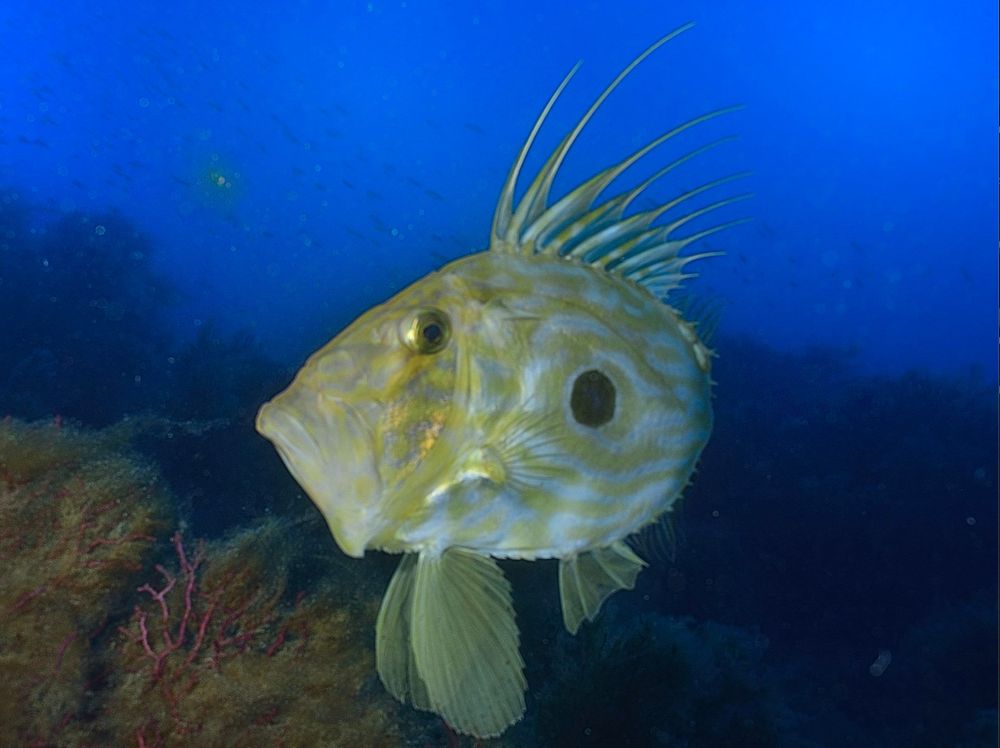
top-left (256, 384), bottom-right (384, 557)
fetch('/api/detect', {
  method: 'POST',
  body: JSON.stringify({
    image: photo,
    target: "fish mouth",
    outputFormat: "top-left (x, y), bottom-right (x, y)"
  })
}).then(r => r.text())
top-left (256, 384), bottom-right (383, 558)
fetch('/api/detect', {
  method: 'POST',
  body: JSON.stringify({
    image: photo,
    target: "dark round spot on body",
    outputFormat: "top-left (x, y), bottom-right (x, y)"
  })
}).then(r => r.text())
top-left (571, 369), bottom-right (615, 427)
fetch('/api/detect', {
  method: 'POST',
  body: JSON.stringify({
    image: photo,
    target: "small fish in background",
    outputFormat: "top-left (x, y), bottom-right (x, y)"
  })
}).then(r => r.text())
top-left (112, 163), bottom-right (133, 182)
top-left (257, 23), bottom-right (746, 739)
top-left (271, 113), bottom-right (303, 146)
top-left (31, 83), bottom-right (55, 99)
top-left (17, 135), bottom-right (50, 148)
top-left (756, 219), bottom-right (777, 239)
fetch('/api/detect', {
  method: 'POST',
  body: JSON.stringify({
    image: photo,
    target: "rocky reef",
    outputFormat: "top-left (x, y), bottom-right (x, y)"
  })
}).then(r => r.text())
top-left (0, 420), bottom-right (425, 747)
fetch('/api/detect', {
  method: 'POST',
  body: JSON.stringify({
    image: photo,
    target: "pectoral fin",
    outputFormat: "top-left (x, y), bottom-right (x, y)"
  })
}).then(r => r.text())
top-left (410, 548), bottom-right (526, 737)
top-left (559, 541), bottom-right (647, 634)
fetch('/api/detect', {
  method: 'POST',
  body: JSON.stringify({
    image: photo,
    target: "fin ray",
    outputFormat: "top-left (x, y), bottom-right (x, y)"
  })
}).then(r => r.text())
top-left (523, 110), bottom-right (740, 254)
top-left (375, 554), bottom-right (431, 711)
top-left (410, 549), bottom-right (526, 737)
top-left (586, 177), bottom-right (750, 270)
top-left (489, 23), bottom-right (744, 302)
top-left (553, 134), bottom-right (739, 258)
top-left (491, 65), bottom-right (581, 250)
top-left (503, 24), bottom-right (696, 248)
top-left (558, 541), bottom-right (647, 634)
top-left (628, 512), bottom-right (681, 564)
top-left (493, 400), bottom-right (574, 489)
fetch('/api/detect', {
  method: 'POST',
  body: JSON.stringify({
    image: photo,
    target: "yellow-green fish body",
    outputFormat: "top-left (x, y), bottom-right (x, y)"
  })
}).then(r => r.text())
top-left (257, 24), bottom-right (743, 739)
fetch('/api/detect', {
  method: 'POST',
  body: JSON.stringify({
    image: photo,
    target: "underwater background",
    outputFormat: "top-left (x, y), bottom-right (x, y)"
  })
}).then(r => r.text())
top-left (0, 1), bottom-right (996, 746)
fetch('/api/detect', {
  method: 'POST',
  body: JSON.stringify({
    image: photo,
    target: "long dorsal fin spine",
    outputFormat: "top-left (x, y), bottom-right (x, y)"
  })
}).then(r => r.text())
top-left (604, 191), bottom-right (752, 274)
top-left (629, 218), bottom-right (752, 296)
top-left (627, 251), bottom-right (723, 285)
top-left (491, 64), bottom-right (581, 250)
top-left (579, 178), bottom-right (749, 271)
top-left (558, 133), bottom-right (740, 253)
top-left (504, 25), bottom-right (696, 249)
top-left (521, 108), bottom-right (740, 253)
top-left (490, 23), bottom-right (745, 301)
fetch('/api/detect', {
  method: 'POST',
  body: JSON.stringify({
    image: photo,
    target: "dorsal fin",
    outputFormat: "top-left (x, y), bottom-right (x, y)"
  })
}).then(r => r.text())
top-left (489, 24), bottom-right (748, 301)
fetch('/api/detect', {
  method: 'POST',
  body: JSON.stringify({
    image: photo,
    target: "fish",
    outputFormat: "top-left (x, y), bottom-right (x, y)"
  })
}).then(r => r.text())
top-left (256, 23), bottom-right (746, 739)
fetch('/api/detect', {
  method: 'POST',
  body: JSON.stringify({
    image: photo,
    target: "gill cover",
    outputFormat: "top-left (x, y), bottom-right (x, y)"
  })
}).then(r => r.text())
top-left (256, 297), bottom-right (460, 557)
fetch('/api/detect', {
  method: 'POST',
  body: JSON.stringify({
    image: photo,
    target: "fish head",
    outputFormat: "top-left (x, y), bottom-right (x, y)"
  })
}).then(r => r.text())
top-left (256, 267), bottom-right (470, 557)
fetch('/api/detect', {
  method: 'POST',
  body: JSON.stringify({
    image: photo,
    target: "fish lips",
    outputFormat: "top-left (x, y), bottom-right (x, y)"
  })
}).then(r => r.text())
top-left (256, 386), bottom-right (384, 558)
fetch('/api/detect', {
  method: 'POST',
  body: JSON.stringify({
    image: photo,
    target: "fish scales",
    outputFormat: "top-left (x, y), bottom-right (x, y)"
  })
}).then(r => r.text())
top-left (387, 252), bottom-right (711, 556)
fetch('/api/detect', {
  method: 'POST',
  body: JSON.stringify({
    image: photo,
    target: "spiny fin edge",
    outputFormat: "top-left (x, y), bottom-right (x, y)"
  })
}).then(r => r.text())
top-left (490, 24), bottom-right (746, 302)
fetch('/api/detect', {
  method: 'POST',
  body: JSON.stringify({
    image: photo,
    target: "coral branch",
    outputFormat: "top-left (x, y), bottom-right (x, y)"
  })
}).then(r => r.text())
top-left (128, 532), bottom-right (207, 682)
top-left (115, 527), bottom-right (300, 741)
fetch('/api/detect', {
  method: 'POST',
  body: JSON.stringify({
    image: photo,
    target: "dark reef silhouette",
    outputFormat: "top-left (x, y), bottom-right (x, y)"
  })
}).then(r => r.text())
top-left (1, 195), bottom-right (173, 425)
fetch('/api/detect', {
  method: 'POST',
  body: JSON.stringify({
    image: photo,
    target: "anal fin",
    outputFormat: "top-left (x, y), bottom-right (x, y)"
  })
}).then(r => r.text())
top-left (559, 541), bottom-right (647, 634)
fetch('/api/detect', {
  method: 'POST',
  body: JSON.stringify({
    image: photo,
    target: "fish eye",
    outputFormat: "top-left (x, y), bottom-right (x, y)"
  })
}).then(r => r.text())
top-left (403, 309), bottom-right (451, 354)
top-left (570, 369), bottom-right (616, 427)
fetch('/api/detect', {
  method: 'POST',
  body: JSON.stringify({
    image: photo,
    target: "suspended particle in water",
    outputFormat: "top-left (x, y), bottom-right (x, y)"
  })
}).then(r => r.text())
top-left (869, 649), bottom-right (891, 677)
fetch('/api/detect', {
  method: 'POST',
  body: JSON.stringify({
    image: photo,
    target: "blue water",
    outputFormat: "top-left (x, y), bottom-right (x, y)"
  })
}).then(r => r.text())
top-left (1, 1), bottom-right (996, 746)
top-left (2, 1), bottom-right (996, 379)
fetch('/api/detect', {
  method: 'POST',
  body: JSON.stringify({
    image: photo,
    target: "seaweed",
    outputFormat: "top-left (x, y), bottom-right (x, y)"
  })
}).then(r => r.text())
top-left (0, 419), bottom-right (171, 745)
top-left (0, 418), bottom-right (429, 747)
top-left (103, 524), bottom-right (413, 747)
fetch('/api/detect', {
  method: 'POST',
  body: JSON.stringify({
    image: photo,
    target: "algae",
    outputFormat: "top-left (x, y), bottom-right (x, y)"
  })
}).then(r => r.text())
top-left (0, 419), bottom-right (427, 746)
